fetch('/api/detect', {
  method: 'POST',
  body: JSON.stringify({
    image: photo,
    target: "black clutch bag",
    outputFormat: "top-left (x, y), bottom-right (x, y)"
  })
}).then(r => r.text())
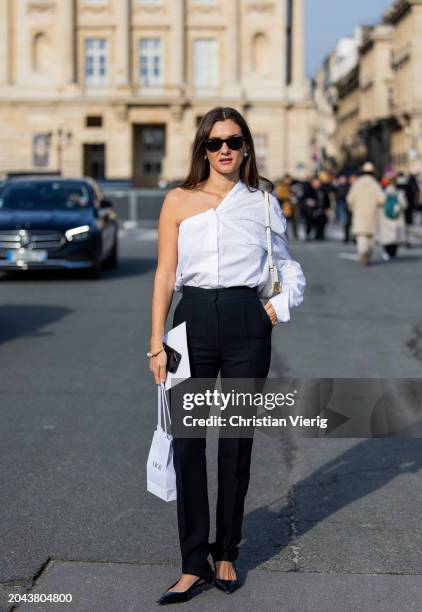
top-left (163, 342), bottom-right (182, 374)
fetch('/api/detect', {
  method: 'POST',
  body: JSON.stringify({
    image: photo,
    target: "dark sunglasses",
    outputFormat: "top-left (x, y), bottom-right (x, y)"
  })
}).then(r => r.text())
top-left (205, 136), bottom-right (245, 152)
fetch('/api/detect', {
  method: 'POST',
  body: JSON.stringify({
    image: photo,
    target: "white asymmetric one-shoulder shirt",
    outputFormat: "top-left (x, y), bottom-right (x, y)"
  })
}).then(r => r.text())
top-left (174, 180), bottom-right (306, 323)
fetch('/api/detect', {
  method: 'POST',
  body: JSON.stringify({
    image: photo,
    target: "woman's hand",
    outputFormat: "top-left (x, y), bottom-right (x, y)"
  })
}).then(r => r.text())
top-left (149, 349), bottom-right (168, 385)
top-left (263, 302), bottom-right (278, 326)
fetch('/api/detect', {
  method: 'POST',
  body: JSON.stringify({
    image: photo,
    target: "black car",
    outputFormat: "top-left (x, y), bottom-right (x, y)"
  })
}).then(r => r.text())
top-left (0, 176), bottom-right (118, 278)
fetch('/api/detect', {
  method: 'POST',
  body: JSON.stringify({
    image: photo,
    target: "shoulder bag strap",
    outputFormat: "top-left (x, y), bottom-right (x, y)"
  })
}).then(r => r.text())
top-left (263, 190), bottom-right (280, 292)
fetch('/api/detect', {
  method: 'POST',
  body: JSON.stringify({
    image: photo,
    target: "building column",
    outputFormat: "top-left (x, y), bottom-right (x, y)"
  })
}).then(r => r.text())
top-left (290, 0), bottom-right (306, 100)
top-left (170, 0), bottom-right (185, 95)
top-left (0, 0), bottom-right (10, 84)
top-left (224, 0), bottom-right (241, 98)
top-left (278, 0), bottom-right (287, 96)
top-left (60, 0), bottom-right (76, 85)
top-left (115, 0), bottom-right (131, 89)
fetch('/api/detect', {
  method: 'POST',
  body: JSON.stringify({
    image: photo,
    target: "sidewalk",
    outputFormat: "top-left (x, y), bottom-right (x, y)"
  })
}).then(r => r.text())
top-left (9, 560), bottom-right (422, 612)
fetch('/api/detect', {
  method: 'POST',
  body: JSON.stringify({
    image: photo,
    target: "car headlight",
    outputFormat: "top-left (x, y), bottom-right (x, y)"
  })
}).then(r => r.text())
top-left (65, 225), bottom-right (91, 241)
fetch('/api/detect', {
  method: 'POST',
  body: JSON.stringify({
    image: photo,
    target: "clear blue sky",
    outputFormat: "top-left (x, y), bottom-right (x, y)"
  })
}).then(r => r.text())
top-left (305, 0), bottom-right (392, 76)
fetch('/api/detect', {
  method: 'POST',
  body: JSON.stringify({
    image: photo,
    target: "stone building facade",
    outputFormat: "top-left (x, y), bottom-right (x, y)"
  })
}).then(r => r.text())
top-left (0, 0), bottom-right (313, 186)
top-left (334, 23), bottom-right (394, 175)
top-left (384, 0), bottom-right (422, 174)
top-left (316, 0), bottom-right (422, 175)
top-left (335, 64), bottom-right (364, 171)
top-left (357, 24), bottom-right (394, 175)
top-left (311, 30), bottom-right (362, 173)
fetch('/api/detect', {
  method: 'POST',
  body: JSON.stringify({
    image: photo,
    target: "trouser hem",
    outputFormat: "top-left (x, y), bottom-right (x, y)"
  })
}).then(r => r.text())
top-left (181, 561), bottom-right (214, 582)
top-left (209, 542), bottom-right (239, 563)
top-left (213, 552), bottom-right (238, 562)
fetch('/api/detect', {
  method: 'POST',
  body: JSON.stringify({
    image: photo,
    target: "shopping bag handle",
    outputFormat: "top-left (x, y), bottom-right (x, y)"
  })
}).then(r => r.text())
top-left (162, 384), bottom-right (171, 425)
top-left (157, 382), bottom-right (171, 434)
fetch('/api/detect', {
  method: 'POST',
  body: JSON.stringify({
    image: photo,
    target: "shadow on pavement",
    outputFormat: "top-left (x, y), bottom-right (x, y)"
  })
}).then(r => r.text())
top-left (0, 304), bottom-right (71, 345)
top-left (241, 438), bottom-right (422, 573)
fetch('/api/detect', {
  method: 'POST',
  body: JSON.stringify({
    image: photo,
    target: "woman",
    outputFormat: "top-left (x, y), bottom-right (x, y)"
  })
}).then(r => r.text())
top-left (149, 107), bottom-right (306, 605)
top-left (380, 173), bottom-right (407, 260)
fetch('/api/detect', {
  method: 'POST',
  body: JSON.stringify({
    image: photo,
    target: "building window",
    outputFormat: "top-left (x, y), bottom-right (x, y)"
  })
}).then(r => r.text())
top-left (193, 0), bottom-right (217, 4)
top-left (139, 38), bottom-right (163, 86)
top-left (193, 39), bottom-right (218, 88)
top-left (85, 38), bottom-right (108, 87)
top-left (86, 116), bottom-right (103, 128)
top-left (32, 133), bottom-right (50, 168)
top-left (143, 127), bottom-right (165, 176)
top-left (138, 0), bottom-right (162, 4)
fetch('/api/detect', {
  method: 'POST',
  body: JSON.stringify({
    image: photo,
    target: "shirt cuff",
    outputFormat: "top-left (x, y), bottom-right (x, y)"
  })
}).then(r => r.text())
top-left (268, 291), bottom-right (291, 323)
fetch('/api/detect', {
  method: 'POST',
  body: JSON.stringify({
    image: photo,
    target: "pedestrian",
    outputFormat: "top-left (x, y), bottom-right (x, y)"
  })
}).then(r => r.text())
top-left (346, 161), bottom-right (385, 265)
top-left (348, 173), bottom-right (358, 243)
top-left (291, 178), bottom-right (308, 238)
top-left (275, 173), bottom-right (298, 239)
top-left (304, 176), bottom-right (331, 241)
top-left (149, 106), bottom-right (306, 605)
top-left (300, 179), bottom-right (316, 240)
top-left (396, 172), bottom-right (419, 247)
top-left (380, 173), bottom-right (407, 260)
top-left (335, 175), bottom-right (351, 243)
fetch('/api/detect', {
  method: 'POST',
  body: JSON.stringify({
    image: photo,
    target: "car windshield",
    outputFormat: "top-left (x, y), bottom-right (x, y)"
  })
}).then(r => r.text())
top-left (0, 181), bottom-right (92, 211)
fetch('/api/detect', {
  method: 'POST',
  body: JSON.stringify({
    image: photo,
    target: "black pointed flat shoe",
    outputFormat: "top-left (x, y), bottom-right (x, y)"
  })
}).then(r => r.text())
top-left (213, 561), bottom-right (241, 594)
top-left (157, 575), bottom-right (213, 605)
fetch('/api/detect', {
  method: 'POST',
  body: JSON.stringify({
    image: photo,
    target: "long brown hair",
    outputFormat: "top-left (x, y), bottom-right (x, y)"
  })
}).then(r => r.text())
top-left (181, 106), bottom-right (273, 192)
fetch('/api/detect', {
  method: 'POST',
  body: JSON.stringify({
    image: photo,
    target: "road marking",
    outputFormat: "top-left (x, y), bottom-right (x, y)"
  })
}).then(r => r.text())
top-left (135, 229), bottom-right (158, 241)
top-left (337, 252), bottom-right (359, 261)
top-left (326, 228), bottom-right (344, 240)
top-left (118, 228), bottom-right (157, 241)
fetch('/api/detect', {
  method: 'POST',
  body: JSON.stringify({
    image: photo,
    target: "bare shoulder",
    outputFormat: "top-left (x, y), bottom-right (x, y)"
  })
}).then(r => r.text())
top-left (161, 186), bottom-right (200, 225)
top-left (160, 187), bottom-right (184, 218)
top-left (163, 186), bottom-right (198, 207)
top-left (162, 186), bottom-right (185, 206)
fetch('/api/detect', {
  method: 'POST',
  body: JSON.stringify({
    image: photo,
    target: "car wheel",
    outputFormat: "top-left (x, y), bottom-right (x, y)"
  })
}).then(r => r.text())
top-left (103, 239), bottom-right (118, 269)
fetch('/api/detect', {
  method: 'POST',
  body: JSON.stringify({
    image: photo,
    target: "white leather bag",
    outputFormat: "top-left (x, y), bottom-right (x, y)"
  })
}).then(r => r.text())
top-left (146, 383), bottom-right (177, 502)
top-left (259, 190), bottom-right (282, 299)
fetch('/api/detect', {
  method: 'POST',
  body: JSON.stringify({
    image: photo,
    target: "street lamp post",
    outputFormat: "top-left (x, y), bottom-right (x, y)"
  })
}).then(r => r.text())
top-left (46, 128), bottom-right (73, 175)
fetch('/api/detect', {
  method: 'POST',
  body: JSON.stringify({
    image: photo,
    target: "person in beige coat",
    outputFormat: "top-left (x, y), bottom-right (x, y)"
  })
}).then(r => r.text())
top-left (346, 162), bottom-right (385, 265)
top-left (379, 176), bottom-right (407, 260)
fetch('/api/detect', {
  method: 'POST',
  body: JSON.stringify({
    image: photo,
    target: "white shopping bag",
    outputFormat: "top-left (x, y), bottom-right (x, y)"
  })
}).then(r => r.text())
top-left (146, 383), bottom-right (177, 502)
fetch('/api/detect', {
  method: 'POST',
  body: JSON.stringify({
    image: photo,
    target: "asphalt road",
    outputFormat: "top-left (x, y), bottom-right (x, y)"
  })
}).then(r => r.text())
top-left (1, 225), bottom-right (422, 611)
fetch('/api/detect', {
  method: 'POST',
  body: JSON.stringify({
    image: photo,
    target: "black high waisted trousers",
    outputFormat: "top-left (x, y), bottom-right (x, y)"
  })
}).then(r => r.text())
top-left (170, 285), bottom-right (273, 580)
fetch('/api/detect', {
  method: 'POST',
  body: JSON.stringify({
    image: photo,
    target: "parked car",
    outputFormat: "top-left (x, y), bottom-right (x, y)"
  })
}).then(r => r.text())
top-left (0, 176), bottom-right (118, 278)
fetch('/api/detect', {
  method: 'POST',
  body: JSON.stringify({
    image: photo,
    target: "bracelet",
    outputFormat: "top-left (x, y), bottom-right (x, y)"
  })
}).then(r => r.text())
top-left (147, 346), bottom-right (165, 358)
